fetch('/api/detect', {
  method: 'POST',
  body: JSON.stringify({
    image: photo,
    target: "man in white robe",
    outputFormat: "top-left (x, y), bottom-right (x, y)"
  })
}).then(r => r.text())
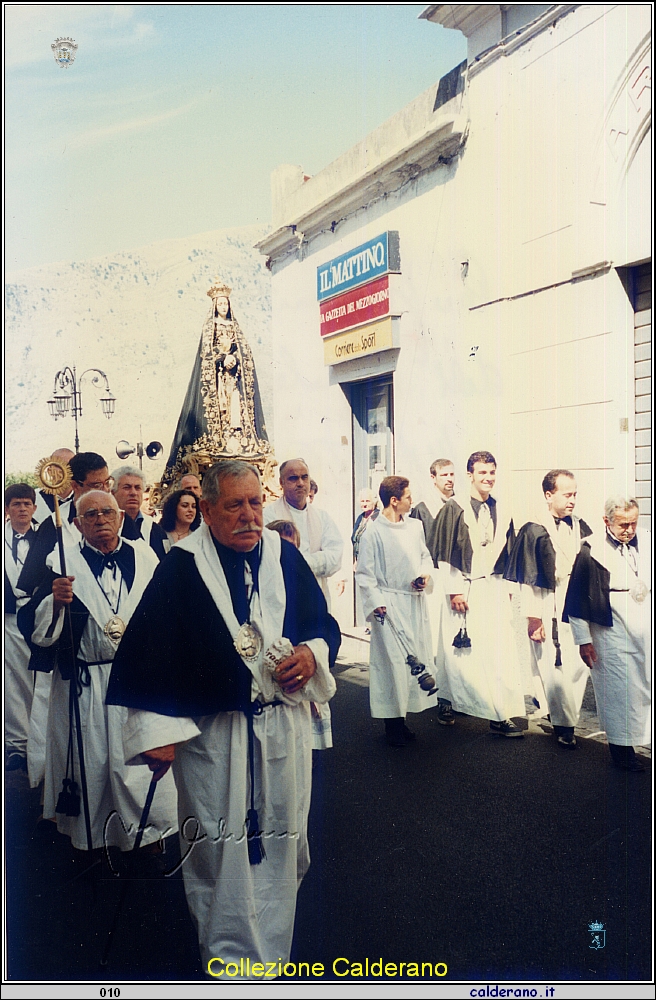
top-left (106, 460), bottom-right (340, 978)
top-left (356, 475), bottom-right (437, 745)
top-left (435, 451), bottom-right (525, 736)
top-left (6, 481), bottom-right (55, 785)
top-left (505, 470), bottom-right (593, 748)
top-left (564, 496), bottom-right (650, 772)
top-left (410, 458), bottom-right (457, 726)
top-left (18, 453), bottom-right (122, 788)
top-left (4, 484), bottom-right (39, 771)
top-left (19, 490), bottom-right (178, 850)
top-left (264, 458), bottom-right (343, 609)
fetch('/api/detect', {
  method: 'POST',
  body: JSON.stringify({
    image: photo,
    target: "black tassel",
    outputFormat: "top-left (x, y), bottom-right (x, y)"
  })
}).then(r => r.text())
top-left (552, 618), bottom-right (562, 666)
top-left (453, 627), bottom-right (471, 649)
top-left (246, 808), bottom-right (266, 865)
top-left (56, 778), bottom-right (81, 816)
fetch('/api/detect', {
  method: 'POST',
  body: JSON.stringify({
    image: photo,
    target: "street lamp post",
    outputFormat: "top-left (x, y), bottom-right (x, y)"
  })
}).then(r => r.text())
top-left (48, 366), bottom-right (116, 453)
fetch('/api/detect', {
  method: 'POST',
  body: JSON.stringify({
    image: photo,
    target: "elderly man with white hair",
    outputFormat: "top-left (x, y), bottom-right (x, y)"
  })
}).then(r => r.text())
top-left (111, 464), bottom-right (168, 561)
top-left (563, 496), bottom-right (651, 772)
top-left (18, 490), bottom-right (178, 850)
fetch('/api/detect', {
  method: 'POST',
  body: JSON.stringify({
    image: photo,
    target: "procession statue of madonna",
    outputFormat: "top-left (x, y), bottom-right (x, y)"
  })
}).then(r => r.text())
top-left (155, 277), bottom-right (276, 502)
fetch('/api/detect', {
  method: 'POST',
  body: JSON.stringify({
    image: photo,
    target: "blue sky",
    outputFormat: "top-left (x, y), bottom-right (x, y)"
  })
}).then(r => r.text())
top-left (6, 4), bottom-right (466, 270)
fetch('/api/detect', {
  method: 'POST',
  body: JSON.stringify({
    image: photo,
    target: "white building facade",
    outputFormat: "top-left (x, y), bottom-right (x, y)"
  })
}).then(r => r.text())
top-left (257, 4), bottom-right (651, 630)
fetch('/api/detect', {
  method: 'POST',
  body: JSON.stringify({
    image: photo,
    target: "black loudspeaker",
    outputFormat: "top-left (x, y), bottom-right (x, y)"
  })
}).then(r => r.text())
top-left (145, 441), bottom-right (163, 460)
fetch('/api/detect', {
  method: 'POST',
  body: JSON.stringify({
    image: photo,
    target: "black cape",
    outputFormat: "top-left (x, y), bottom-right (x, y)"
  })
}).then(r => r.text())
top-left (106, 539), bottom-right (341, 718)
top-left (17, 581), bottom-right (89, 676)
top-left (409, 503), bottom-right (439, 564)
top-left (431, 499), bottom-right (514, 577)
top-left (121, 514), bottom-right (168, 562)
top-left (17, 517), bottom-right (63, 597)
top-left (562, 542), bottom-right (613, 627)
top-left (504, 519), bottom-right (593, 591)
top-left (17, 544), bottom-right (138, 675)
top-left (17, 510), bottom-right (162, 596)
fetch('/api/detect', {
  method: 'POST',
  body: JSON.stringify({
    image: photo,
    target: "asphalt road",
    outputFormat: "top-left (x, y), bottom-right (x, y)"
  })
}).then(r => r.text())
top-left (5, 655), bottom-right (651, 983)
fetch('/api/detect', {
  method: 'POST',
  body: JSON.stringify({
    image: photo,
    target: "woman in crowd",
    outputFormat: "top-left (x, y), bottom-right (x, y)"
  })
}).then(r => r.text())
top-left (160, 488), bottom-right (201, 552)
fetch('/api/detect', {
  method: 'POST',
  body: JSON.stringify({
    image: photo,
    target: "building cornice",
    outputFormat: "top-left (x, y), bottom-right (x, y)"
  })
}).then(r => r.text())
top-left (467, 4), bottom-right (579, 77)
top-left (256, 112), bottom-right (467, 261)
top-left (420, 5), bottom-right (580, 75)
top-left (420, 4), bottom-right (504, 34)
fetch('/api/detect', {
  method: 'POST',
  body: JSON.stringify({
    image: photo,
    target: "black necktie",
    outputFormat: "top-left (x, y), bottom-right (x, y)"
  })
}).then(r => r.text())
top-left (81, 544), bottom-right (135, 591)
top-left (12, 528), bottom-right (33, 563)
top-left (214, 543), bottom-right (261, 625)
top-left (554, 516), bottom-right (573, 527)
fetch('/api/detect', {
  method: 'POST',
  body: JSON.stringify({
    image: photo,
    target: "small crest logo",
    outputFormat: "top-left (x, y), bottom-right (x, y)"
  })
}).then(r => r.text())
top-left (588, 921), bottom-right (606, 949)
top-left (51, 37), bottom-right (78, 69)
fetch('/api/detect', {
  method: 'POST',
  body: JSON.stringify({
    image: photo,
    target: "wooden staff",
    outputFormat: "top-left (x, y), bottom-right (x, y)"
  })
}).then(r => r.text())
top-left (36, 457), bottom-right (93, 853)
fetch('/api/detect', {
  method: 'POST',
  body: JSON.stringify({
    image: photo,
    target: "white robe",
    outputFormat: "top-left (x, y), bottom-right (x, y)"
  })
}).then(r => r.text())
top-left (5, 522), bottom-right (35, 755)
top-left (412, 492), bottom-right (451, 700)
top-left (569, 530), bottom-right (651, 746)
top-left (121, 524), bottom-right (336, 977)
top-left (439, 498), bottom-right (525, 722)
top-left (518, 514), bottom-right (590, 727)
top-left (30, 538), bottom-right (178, 850)
top-left (264, 497), bottom-right (343, 610)
top-left (356, 514), bottom-right (436, 718)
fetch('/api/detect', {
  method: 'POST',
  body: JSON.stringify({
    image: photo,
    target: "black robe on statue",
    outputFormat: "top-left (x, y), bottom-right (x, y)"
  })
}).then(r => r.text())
top-left (106, 539), bottom-right (341, 717)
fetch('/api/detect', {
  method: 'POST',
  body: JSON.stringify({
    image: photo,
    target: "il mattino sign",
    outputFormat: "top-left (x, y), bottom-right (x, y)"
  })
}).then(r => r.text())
top-left (316, 231), bottom-right (400, 302)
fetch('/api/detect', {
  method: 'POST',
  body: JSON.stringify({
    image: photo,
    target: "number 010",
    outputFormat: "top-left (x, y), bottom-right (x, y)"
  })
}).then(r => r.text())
top-left (100, 990), bottom-right (120, 998)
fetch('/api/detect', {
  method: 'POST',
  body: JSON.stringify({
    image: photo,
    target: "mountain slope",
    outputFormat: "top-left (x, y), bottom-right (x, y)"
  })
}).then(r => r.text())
top-left (5, 224), bottom-right (272, 482)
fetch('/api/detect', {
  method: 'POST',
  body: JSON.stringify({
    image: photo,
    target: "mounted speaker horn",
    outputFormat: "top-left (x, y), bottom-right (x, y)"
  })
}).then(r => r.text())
top-left (145, 441), bottom-right (163, 460)
top-left (116, 440), bottom-right (136, 460)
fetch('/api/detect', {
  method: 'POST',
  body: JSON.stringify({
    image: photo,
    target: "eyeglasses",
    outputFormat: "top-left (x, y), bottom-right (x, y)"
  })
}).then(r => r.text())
top-left (76, 477), bottom-right (115, 491)
top-left (80, 507), bottom-right (119, 523)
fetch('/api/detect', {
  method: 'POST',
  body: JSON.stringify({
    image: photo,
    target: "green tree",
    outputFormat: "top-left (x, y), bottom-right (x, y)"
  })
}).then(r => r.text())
top-left (5, 471), bottom-right (38, 489)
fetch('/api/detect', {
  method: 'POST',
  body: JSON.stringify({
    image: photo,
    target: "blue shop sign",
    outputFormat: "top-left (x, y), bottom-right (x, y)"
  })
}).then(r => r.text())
top-left (317, 231), bottom-right (400, 303)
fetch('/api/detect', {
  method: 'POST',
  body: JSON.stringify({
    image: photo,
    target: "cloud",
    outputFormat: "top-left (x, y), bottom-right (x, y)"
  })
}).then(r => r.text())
top-left (66, 99), bottom-right (199, 149)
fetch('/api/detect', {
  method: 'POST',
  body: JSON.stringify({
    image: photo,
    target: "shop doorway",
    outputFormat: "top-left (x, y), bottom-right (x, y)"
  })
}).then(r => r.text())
top-left (349, 375), bottom-right (395, 624)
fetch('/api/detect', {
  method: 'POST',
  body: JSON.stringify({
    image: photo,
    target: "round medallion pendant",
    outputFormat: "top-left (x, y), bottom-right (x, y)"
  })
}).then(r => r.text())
top-left (103, 615), bottom-right (126, 643)
top-left (234, 622), bottom-right (263, 659)
top-left (630, 579), bottom-right (648, 604)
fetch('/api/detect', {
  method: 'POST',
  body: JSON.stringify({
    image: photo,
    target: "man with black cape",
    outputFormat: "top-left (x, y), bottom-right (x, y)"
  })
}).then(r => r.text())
top-left (431, 451), bottom-right (525, 736)
top-left (106, 460), bottom-right (340, 978)
top-left (562, 495), bottom-right (650, 772)
top-left (503, 470), bottom-right (593, 748)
